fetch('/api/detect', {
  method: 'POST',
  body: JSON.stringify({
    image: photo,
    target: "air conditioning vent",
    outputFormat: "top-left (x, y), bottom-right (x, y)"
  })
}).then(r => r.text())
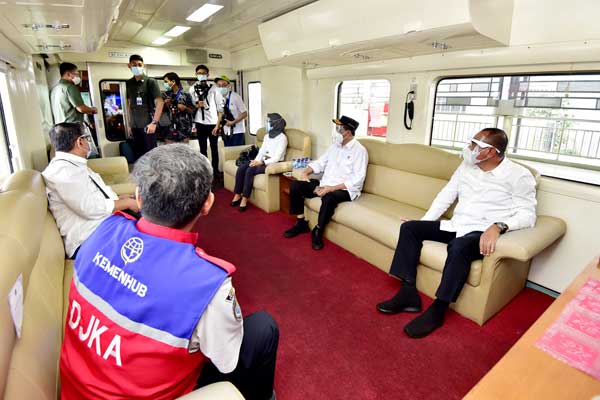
top-left (186, 49), bottom-right (207, 64)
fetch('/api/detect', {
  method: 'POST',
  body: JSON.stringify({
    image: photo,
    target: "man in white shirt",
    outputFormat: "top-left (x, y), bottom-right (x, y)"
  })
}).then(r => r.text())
top-left (283, 116), bottom-right (368, 250)
top-left (377, 128), bottom-right (537, 338)
top-left (42, 123), bottom-right (139, 258)
top-left (215, 75), bottom-right (248, 147)
top-left (190, 65), bottom-right (224, 180)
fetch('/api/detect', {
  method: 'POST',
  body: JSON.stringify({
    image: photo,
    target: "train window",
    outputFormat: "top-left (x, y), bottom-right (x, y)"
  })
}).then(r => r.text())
top-left (248, 81), bottom-right (262, 135)
top-left (431, 75), bottom-right (600, 184)
top-left (336, 79), bottom-right (391, 137)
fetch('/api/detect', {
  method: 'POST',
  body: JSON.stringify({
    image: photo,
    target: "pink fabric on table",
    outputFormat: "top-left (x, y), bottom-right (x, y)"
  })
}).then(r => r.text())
top-left (536, 278), bottom-right (600, 380)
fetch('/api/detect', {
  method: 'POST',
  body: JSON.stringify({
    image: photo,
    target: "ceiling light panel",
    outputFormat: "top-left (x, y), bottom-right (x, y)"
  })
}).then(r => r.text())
top-left (152, 37), bottom-right (171, 45)
top-left (164, 25), bottom-right (190, 37)
top-left (186, 4), bottom-right (224, 23)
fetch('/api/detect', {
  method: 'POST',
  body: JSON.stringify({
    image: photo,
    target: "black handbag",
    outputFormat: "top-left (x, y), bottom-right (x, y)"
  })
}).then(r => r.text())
top-left (236, 145), bottom-right (259, 166)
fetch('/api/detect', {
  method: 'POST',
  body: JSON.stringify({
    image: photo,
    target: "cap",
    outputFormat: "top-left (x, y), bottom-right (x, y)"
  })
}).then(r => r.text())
top-left (214, 75), bottom-right (231, 83)
top-left (332, 115), bottom-right (359, 131)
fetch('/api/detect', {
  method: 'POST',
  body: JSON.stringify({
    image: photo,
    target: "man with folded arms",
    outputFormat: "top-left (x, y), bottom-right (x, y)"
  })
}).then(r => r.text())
top-left (377, 128), bottom-right (537, 338)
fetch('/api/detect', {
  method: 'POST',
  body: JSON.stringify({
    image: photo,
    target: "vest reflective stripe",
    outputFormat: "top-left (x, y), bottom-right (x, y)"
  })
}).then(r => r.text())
top-left (72, 269), bottom-right (189, 348)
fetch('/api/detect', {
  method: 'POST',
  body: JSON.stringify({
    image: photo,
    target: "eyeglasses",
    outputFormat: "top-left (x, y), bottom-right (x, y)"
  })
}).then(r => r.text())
top-left (470, 138), bottom-right (500, 153)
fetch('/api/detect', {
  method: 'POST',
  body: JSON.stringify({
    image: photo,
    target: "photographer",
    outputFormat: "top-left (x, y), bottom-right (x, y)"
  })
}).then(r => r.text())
top-left (162, 72), bottom-right (195, 143)
top-left (215, 75), bottom-right (248, 147)
top-left (190, 65), bottom-right (224, 181)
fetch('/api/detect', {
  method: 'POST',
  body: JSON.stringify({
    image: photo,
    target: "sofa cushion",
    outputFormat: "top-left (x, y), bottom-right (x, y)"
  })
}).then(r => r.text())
top-left (223, 160), bottom-right (267, 191)
top-left (306, 193), bottom-right (483, 287)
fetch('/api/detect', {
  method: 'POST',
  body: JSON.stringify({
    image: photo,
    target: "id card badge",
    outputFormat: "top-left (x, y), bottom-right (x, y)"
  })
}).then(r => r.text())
top-left (136, 96), bottom-right (143, 106)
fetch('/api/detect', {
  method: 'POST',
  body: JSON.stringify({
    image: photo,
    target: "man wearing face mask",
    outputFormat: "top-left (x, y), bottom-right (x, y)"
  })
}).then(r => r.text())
top-left (190, 65), bottom-right (224, 181)
top-left (42, 123), bottom-right (139, 259)
top-left (215, 75), bottom-right (248, 147)
top-left (51, 62), bottom-right (97, 124)
top-left (125, 54), bottom-right (164, 160)
top-left (283, 115), bottom-right (368, 250)
top-left (162, 72), bottom-right (195, 143)
top-left (231, 113), bottom-right (287, 212)
top-left (377, 128), bottom-right (537, 338)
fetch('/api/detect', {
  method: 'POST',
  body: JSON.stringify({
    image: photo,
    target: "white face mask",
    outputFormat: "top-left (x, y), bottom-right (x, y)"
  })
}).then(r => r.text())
top-left (72, 76), bottom-right (81, 86)
top-left (332, 131), bottom-right (344, 146)
top-left (197, 74), bottom-right (207, 81)
top-left (219, 86), bottom-right (229, 96)
top-left (131, 66), bottom-right (144, 76)
top-left (462, 145), bottom-right (487, 165)
top-left (82, 134), bottom-right (99, 159)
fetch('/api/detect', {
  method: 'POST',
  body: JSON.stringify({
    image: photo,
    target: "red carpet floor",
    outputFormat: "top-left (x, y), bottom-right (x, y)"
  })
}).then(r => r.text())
top-left (197, 189), bottom-right (554, 400)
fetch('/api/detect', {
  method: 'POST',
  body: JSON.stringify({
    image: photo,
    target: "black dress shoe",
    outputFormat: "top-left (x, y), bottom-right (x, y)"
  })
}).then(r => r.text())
top-left (231, 199), bottom-right (241, 207)
top-left (239, 205), bottom-right (248, 212)
top-left (404, 303), bottom-right (446, 338)
top-left (311, 226), bottom-right (324, 250)
top-left (376, 287), bottom-right (422, 314)
top-left (283, 219), bottom-right (310, 238)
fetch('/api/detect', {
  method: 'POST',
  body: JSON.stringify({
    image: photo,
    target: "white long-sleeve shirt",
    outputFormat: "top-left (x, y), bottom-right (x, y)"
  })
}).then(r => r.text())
top-left (42, 152), bottom-right (119, 257)
top-left (421, 158), bottom-right (537, 237)
top-left (255, 133), bottom-right (288, 165)
top-left (308, 138), bottom-right (369, 200)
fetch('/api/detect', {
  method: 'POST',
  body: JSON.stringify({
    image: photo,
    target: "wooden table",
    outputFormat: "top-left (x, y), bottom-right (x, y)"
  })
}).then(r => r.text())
top-left (464, 256), bottom-right (600, 399)
top-left (279, 173), bottom-right (295, 217)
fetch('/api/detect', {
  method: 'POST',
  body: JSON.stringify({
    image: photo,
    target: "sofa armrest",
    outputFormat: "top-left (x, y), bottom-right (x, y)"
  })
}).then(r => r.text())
top-left (175, 382), bottom-right (245, 399)
top-left (87, 157), bottom-right (130, 185)
top-left (223, 145), bottom-right (252, 162)
top-left (490, 215), bottom-right (566, 262)
top-left (265, 161), bottom-right (292, 175)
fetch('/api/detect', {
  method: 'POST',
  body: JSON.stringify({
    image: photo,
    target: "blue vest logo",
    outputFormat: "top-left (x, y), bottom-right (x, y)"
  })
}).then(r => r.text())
top-left (121, 237), bottom-right (144, 265)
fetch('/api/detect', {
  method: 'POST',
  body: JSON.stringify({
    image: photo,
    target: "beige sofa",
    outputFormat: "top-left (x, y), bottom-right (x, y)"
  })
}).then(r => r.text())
top-left (223, 128), bottom-right (312, 213)
top-left (0, 168), bottom-right (244, 399)
top-left (304, 138), bottom-right (566, 325)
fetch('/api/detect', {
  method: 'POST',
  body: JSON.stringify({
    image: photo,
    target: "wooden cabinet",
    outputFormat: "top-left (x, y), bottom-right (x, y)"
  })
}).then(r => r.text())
top-left (279, 174), bottom-right (295, 217)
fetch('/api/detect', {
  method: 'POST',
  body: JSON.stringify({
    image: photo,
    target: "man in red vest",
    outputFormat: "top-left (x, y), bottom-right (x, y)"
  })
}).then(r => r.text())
top-left (60, 144), bottom-right (279, 400)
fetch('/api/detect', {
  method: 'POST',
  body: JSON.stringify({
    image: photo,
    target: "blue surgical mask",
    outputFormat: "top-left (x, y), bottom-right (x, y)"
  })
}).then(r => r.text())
top-left (131, 66), bottom-right (144, 76)
top-left (219, 87), bottom-right (229, 96)
top-left (163, 82), bottom-right (171, 91)
top-left (266, 121), bottom-right (272, 132)
top-left (197, 74), bottom-right (207, 81)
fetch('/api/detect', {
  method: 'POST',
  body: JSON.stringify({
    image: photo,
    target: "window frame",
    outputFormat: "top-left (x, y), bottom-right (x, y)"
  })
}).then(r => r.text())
top-left (430, 72), bottom-right (600, 186)
top-left (247, 81), bottom-right (262, 136)
top-left (0, 82), bottom-right (13, 176)
top-left (335, 78), bottom-right (391, 138)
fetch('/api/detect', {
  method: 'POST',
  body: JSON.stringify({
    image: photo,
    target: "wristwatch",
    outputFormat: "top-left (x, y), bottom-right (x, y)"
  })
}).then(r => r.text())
top-left (494, 222), bottom-right (509, 234)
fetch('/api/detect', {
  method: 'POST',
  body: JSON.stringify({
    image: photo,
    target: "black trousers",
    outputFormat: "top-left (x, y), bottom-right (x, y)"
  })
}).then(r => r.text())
top-left (131, 127), bottom-right (157, 161)
top-left (389, 221), bottom-right (483, 303)
top-left (289, 179), bottom-right (351, 228)
top-left (196, 311), bottom-right (279, 400)
top-left (196, 123), bottom-right (219, 174)
top-left (234, 163), bottom-right (266, 198)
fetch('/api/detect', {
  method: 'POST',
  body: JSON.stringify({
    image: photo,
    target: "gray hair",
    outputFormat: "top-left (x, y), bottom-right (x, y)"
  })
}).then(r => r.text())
top-left (131, 144), bottom-right (213, 227)
top-left (49, 122), bottom-right (84, 152)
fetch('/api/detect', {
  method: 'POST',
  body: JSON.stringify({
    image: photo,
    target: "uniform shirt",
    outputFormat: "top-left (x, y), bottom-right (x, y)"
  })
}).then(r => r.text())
top-left (190, 83), bottom-right (223, 125)
top-left (255, 133), bottom-right (287, 166)
top-left (50, 79), bottom-right (85, 123)
top-left (136, 219), bottom-right (244, 374)
top-left (308, 138), bottom-right (369, 200)
top-left (42, 151), bottom-right (118, 257)
top-left (126, 75), bottom-right (162, 129)
top-left (223, 91), bottom-right (247, 136)
top-left (421, 158), bottom-right (538, 237)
